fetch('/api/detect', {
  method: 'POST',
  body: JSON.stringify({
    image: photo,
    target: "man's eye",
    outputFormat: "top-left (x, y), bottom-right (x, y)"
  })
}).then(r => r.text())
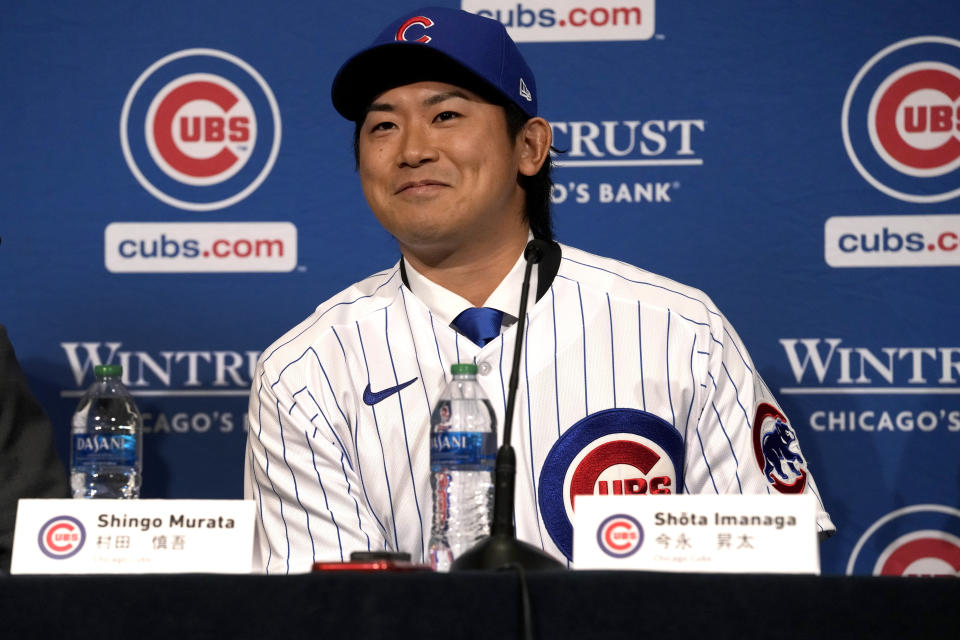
top-left (434, 111), bottom-right (460, 122)
top-left (369, 121), bottom-right (395, 132)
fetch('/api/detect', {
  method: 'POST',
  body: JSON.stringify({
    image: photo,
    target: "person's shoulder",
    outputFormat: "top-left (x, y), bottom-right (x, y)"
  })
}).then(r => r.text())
top-left (557, 243), bottom-right (721, 318)
top-left (256, 263), bottom-right (404, 371)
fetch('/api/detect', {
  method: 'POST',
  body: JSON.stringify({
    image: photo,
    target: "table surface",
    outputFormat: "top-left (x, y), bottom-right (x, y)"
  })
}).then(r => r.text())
top-left (3, 570), bottom-right (958, 639)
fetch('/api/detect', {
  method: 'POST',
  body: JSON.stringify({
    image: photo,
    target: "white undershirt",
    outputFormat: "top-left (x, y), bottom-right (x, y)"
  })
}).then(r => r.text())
top-left (403, 237), bottom-right (539, 333)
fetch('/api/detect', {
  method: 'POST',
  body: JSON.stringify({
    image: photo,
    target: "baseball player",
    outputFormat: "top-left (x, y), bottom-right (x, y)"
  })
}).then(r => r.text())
top-left (244, 7), bottom-right (834, 574)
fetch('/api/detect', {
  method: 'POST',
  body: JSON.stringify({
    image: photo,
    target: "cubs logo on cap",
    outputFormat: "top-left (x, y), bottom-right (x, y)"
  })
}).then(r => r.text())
top-left (331, 7), bottom-right (538, 121)
top-left (538, 408), bottom-right (684, 560)
top-left (395, 15), bottom-right (435, 43)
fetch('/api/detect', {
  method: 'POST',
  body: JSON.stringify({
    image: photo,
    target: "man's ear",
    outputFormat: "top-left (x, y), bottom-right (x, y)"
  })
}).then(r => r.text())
top-left (517, 117), bottom-right (553, 177)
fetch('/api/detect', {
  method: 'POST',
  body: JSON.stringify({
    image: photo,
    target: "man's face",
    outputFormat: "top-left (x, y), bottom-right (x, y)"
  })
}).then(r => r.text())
top-left (356, 81), bottom-right (527, 260)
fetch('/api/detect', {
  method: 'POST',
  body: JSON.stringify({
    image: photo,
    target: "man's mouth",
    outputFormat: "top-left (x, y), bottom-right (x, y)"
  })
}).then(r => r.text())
top-left (395, 180), bottom-right (448, 194)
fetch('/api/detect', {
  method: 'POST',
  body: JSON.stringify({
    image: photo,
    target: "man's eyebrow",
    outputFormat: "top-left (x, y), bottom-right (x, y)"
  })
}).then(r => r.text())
top-left (365, 102), bottom-right (394, 114)
top-left (365, 89), bottom-right (473, 115)
top-left (423, 90), bottom-right (472, 106)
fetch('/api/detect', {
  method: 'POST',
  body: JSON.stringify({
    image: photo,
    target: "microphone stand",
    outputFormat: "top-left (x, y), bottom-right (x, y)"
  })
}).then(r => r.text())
top-left (451, 239), bottom-right (564, 571)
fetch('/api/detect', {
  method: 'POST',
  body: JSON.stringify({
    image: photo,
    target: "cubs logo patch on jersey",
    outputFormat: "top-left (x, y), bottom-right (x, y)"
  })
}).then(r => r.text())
top-left (752, 402), bottom-right (808, 494)
top-left (538, 408), bottom-right (684, 560)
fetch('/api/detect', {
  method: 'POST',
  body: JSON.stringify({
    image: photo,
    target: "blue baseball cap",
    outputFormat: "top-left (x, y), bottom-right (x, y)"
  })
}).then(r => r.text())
top-left (331, 7), bottom-right (538, 121)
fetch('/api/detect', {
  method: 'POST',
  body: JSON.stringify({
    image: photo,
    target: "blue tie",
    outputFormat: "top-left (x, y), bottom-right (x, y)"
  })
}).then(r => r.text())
top-left (451, 307), bottom-right (504, 347)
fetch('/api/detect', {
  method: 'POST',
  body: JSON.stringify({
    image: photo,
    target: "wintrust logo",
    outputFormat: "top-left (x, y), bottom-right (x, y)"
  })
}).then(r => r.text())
top-left (462, 1), bottom-right (654, 42)
top-left (778, 338), bottom-right (960, 434)
top-left (778, 338), bottom-right (960, 393)
top-left (547, 117), bottom-right (705, 206)
top-left (59, 342), bottom-right (258, 436)
top-left (60, 342), bottom-right (260, 397)
top-left (551, 119), bottom-right (704, 167)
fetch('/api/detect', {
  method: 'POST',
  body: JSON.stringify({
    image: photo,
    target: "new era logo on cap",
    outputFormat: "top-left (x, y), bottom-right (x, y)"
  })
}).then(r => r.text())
top-left (519, 77), bottom-right (532, 102)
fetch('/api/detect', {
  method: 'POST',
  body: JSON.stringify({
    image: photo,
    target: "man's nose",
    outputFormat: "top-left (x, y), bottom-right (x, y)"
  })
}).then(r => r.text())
top-left (397, 124), bottom-right (439, 167)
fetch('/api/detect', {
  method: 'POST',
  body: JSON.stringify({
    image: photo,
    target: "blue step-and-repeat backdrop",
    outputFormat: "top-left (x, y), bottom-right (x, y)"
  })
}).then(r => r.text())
top-left (3, 1), bottom-right (959, 576)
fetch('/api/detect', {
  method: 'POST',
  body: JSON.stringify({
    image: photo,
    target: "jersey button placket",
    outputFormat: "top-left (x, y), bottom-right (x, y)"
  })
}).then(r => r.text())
top-left (478, 361), bottom-right (492, 376)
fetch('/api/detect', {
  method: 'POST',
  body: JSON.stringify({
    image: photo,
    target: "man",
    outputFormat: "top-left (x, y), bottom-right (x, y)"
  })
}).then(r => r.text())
top-left (244, 7), bottom-right (834, 574)
top-left (0, 324), bottom-right (71, 572)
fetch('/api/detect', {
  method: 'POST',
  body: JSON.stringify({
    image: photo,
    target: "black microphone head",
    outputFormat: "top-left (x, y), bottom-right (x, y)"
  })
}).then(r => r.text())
top-left (524, 238), bottom-right (549, 264)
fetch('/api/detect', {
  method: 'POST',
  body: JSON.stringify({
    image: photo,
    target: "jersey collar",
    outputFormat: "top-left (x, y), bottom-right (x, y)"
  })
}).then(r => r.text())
top-left (399, 236), bottom-right (561, 328)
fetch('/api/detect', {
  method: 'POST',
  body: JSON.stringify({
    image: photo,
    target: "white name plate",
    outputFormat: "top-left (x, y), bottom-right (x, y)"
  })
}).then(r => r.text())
top-left (573, 494), bottom-right (819, 574)
top-left (11, 499), bottom-right (255, 574)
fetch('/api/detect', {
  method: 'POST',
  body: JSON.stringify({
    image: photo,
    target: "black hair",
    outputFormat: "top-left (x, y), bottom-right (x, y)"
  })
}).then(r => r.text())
top-left (351, 86), bottom-right (554, 241)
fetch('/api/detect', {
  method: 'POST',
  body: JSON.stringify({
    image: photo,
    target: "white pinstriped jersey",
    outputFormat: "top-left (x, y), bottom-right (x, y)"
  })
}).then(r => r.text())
top-left (244, 243), bottom-right (834, 573)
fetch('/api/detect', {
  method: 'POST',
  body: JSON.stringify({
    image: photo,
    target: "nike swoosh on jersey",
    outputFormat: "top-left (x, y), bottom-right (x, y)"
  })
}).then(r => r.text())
top-left (362, 378), bottom-right (418, 405)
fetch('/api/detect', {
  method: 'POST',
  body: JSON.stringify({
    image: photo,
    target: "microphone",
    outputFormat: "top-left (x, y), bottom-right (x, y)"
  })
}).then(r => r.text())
top-left (451, 238), bottom-right (564, 571)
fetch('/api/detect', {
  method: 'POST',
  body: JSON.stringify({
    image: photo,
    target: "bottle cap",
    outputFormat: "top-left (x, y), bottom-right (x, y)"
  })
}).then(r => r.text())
top-left (94, 364), bottom-right (123, 378)
top-left (450, 363), bottom-right (478, 375)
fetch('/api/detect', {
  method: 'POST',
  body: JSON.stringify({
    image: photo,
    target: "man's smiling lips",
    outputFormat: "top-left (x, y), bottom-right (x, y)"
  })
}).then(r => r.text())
top-left (395, 179), bottom-right (449, 195)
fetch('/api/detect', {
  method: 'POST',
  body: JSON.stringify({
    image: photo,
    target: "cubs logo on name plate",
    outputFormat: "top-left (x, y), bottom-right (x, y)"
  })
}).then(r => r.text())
top-left (842, 36), bottom-right (960, 203)
top-left (37, 515), bottom-right (86, 560)
top-left (847, 505), bottom-right (960, 576)
top-left (120, 48), bottom-right (281, 211)
top-left (597, 513), bottom-right (644, 559)
top-left (538, 408), bottom-right (683, 560)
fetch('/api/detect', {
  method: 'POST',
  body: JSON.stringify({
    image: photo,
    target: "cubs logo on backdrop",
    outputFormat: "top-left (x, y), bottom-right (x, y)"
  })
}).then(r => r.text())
top-left (121, 48), bottom-right (281, 211)
top-left (843, 36), bottom-right (960, 203)
top-left (538, 409), bottom-right (683, 559)
top-left (847, 505), bottom-right (960, 576)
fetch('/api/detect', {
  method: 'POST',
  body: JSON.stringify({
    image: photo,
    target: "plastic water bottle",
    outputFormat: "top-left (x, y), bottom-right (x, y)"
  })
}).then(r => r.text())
top-left (70, 364), bottom-right (143, 499)
top-left (428, 363), bottom-right (497, 571)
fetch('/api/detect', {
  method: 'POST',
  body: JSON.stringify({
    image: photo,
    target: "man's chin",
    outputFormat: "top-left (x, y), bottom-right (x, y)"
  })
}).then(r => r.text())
top-left (396, 232), bottom-right (456, 251)
top-left (395, 233), bottom-right (471, 264)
